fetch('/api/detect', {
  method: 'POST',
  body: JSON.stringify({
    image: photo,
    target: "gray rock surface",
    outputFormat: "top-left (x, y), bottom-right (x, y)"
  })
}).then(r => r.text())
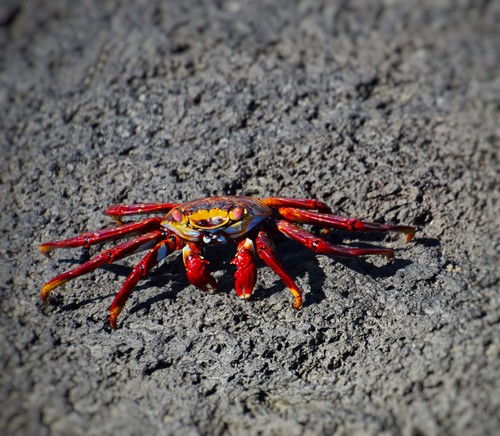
top-left (1, 0), bottom-right (499, 434)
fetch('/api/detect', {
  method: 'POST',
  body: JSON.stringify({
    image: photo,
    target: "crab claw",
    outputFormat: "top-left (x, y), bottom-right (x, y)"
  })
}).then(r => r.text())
top-left (231, 238), bottom-right (257, 300)
top-left (183, 244), bottom-right (217, 293)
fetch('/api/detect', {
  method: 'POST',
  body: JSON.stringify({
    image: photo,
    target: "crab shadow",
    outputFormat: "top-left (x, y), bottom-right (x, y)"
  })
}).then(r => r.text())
top-left (52, 231), bottom-right (419, 315)
top-left (248, 237), bottom-right (414, 308)
top-left (53, 259), bottom-right (188, 315)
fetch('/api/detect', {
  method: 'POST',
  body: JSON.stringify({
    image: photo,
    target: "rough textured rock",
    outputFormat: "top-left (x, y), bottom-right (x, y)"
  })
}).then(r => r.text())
top-left (1, 0), bottom-right (499, 434)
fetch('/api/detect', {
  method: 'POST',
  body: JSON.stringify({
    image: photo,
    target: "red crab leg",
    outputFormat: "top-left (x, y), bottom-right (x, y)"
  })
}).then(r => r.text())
top-left (105, 203), bottom-right (179, 218)
top-left (277, 208), bottom-right (416, 243)
top-left (255, 231), bottom-right (303, 310)
top-left (41, 231), bottom-right (165, 300)
top-left (263, 197), bottom-right (333, 213)
top-left (231, 238), bottom-right (257, 300)
top-left (182, 243), bottom-right (218, 293)
top-left (277, 220), bottom-right (395, 260)
top-left (39, 217), bottom-right (163, 256)
top-left (109, 236), bottom-right (182, 329)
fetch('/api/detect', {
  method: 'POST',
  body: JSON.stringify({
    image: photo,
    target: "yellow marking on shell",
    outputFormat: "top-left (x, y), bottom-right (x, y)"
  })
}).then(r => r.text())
top-left (189, 208), bottom-right (231, 229)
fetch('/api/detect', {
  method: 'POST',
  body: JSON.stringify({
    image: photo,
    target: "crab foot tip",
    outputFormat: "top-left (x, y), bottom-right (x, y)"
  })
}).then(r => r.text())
top-left (292, 294), bottom-right (303, 310)
top-left (109, 317), bottom-right (118, 330)
top-left (41, 278), bottom-right (68, 300)
top-left (40, 286), bottom-right (51, 301)
top-left (404, 227), bottom-right (416, 243)
top-left (109, 307), bottom-right (122, 330)
top-left (39, 244), bottom-right (55, 258)
top-left (393, 225), bottom-right (416, 243)
top-left (111, 217), bottom-right (124, 225)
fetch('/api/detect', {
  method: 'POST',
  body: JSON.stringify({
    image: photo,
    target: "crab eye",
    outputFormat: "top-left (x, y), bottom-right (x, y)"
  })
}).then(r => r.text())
top-left (172, 209), bottom-right (184, 222)
top-left (229, 206), bottom-right (245, 221)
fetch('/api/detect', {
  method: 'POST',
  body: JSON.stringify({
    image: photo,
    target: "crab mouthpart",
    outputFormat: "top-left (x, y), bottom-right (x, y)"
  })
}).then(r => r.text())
top-left (202, 233), bottom-right (227, 245)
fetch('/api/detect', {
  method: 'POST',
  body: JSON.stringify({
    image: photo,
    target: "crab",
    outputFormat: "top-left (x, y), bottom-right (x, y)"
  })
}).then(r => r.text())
top-left (40, 196), bottom-right (415, 328)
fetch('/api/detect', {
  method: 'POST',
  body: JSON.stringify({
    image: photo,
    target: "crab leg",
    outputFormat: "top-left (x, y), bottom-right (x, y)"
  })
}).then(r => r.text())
top-left (256, 231), bottom-right (303, 310)
top-left (39, 217), bottom-right (163, 256)
top-left (277, 208), bottom-right (416, 242)
top-left (105, 203), bottom-right (178, 218)
top-left (41, 231), bottom-right (165, 300)
top-left (109, 236), bottom-right (181, 329)
top-left (263, 197), bottom-right (333, 213)
top-left (277, 220), bottom-right (395, 259)
top-left (231, 238), bottom-right (257, 300)
top-left (183, 243), bottom-right (218, 293)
